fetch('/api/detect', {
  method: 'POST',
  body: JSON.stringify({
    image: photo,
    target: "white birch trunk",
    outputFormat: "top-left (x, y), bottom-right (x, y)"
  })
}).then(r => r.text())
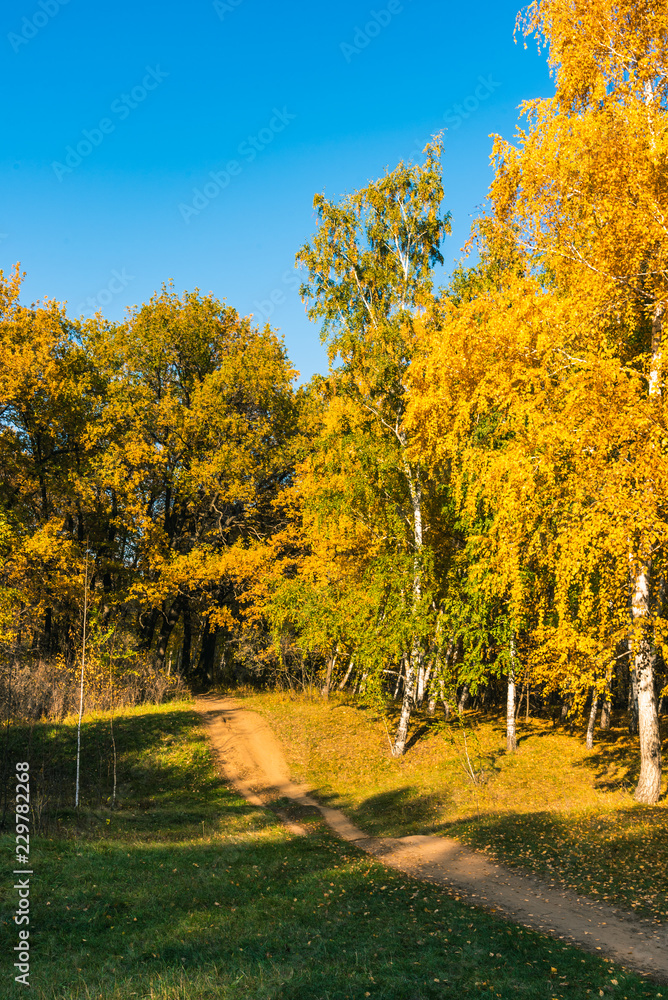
top-left (506, 632), bottom-right (517, 752)
top-left (392, 457), bottom-right (423, 756)
top-left (586, 690), bottom-right (599, 750)
top-left (393, 649), bottom-right (416, 755)
top-left (628, 300), bottom-right (663, 802)
top-left (631, 560), bottom-right (662, 802)
top-left (337, 655), bottom-right (355, 691)
top-left (393, 659), bottom-right (403, 700)
top-left (417, 661), bottom-right (432, 705)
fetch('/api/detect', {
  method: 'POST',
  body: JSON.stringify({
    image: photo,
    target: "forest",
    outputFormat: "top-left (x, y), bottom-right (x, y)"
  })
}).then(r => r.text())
top-left (1, 0), bottom-right (667, 808)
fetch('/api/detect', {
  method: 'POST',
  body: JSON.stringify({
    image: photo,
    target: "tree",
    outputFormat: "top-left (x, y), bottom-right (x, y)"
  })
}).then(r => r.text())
top-left (0, 265), bottom-right (101, 659)
top-left (87, 285), bottom-right (298, 680)
top-left (296, 140), bottom-right (452, 753)
top-left (410, 0), bottom-right (668, 799)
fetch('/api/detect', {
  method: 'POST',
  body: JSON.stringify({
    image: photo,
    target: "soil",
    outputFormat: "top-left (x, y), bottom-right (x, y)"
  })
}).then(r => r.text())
top-left (195, 693), bottom-right (668, 981)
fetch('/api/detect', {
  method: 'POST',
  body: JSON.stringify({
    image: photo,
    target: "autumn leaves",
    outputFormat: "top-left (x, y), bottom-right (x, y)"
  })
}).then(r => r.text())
top-left (407, 0), bottom-right (668, 801)
top-left (1, 0), bottom-right (665, 802)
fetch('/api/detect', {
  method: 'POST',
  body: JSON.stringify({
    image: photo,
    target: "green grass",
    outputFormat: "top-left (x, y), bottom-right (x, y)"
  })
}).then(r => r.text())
top-left (0, 700), bottom-right (662, 998)
top-left (242, 689), bottom-right (668, 923)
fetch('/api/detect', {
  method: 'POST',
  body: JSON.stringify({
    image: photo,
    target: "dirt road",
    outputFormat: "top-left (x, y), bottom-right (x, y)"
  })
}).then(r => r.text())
top-left (196, 694), bottom-right (668, 981)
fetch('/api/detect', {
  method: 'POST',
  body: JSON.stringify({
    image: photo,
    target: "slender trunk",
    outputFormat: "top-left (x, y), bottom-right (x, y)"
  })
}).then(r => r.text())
top-left (197, 620), bottom-right (219, 683)
top-left (506, 633), bottom-right (517, 752)
top-left (393, 657), bottom-right (404, 700)
top-left (337, 655), bottom-right (354, 691)
top-left (181, 600), bottom-right (192, 676)
top-left (427, 671), bottom-right (437, 715)
top-left (323, 657), bottom-right (333, 698)
top-left (600, 696), bottom-right (612, 730)
top-left (457, 683), bottom-right (470, 714)
top-left (109, 646), bottom-right (117, 809)
top-left (416, 662), bottom-right (426, 704)
top-left (75, 548), bottom-right (89, 809)
top-left (586, 690), bottom-right (599, 750)
top-left (525, 684), bottom-right (530, 722)
top-left (154, 600), bottom-right (180, 671)
top-left (392, 456), bottom-right (423, 756)
top-left (600, 665), bottom-right (613, 730)
top-left (393, 645), bottom-right (417, 755)
top-left (631, 561), bottom-right (662, 802)
top-left (629, 296), bottom-right (663, 802)
top-left (628, 663), bottom-right (639, 735)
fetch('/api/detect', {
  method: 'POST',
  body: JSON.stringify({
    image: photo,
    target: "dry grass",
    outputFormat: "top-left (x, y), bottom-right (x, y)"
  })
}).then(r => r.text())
top-left (0, 657), bottom-right (188, 722)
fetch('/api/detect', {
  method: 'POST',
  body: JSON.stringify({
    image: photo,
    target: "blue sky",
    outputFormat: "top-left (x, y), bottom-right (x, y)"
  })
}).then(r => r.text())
top-left (2, 0), bottom-right (551, 381)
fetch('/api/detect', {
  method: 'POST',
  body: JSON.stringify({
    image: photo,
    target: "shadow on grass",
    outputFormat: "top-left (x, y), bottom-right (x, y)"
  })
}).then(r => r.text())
top-left (0, 702), bottom-right (660, 998)
top-left (572, 717), bottom-right (668, 794)
top-left (1, 705), bottom-right (258, 835)
top-left (444, 804), bottom-right (668, 920)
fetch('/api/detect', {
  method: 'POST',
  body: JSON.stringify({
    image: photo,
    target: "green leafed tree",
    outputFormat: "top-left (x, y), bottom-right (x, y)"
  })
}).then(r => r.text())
top-left (295, 139), bottom-right (454, 753)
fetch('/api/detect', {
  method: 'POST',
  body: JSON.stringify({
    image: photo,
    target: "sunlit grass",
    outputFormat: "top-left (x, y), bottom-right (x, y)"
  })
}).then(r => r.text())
top-left (244, 689), bottom-right (668, 922)
top-left (0, 700), bottom-right (661, 998)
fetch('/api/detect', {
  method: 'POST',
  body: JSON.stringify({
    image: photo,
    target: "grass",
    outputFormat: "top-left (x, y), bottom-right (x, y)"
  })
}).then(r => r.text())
top-left (0, 699), bottom-right (663, 998)
top-left (242, 689), bottom-right (668, 923)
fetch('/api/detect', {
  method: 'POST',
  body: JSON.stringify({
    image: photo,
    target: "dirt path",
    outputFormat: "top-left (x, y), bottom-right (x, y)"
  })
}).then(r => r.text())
top-left (195, 694), bottom-right (668, 981)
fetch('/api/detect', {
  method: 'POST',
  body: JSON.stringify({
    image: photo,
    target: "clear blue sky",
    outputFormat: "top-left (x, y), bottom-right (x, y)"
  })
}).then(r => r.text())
top-left (2, 0), bottom-right (551, 381)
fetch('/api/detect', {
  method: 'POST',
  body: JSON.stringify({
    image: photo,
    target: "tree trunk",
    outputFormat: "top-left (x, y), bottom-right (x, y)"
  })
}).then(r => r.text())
top-left (457, 683), bottom-right (470, 714)
top-left (628, 664), bottom-right (639, 736)
top-left (196, 619), bottom-right (219, 683)
top-left (393, 646), bottom-right (417, 755)
top-left (417, 661), bottom-right (432, 705)
top-left (600, 696), bottom-right (612, 730)
top-left (629, 300), bottom-right (663, 803)
top-left (506, 634), bottom-right (517, 752)
top-left (154, 600), bottom-right (180, 671)
top-left (337, 655), bottom-right (354, 691)
top-left (631, 562), bottom-right (662, 803)
top-left (427, 670), bottom-right (438, 715)
top-left (586, 690), bottom-right (599, 749)
top-left (181, 600), bottom-right (192, 676)
top-left (393, 657), bottom-right (404, 700)
top-left (322, 645), bottom-right (339, 698)
top-left (392, 456), bottom-right (423, 756)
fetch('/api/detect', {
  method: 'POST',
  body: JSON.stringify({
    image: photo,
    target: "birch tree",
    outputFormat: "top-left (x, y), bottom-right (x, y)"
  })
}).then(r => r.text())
top-left (411, 0), bottom-right (668, 799)
top-left (296, 140), bottom-right (451, 753)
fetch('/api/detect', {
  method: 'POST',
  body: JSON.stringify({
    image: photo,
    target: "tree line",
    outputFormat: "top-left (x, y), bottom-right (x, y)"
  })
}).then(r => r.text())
top-left (1, 0), bottom-right (665, 804)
